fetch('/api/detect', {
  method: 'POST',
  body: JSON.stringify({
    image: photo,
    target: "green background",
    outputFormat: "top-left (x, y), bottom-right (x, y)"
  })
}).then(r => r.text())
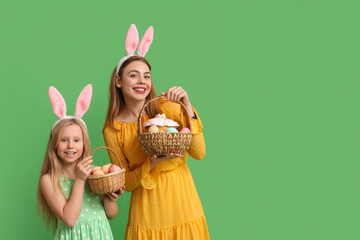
top-left (1, 0), bottom-right (360, 239)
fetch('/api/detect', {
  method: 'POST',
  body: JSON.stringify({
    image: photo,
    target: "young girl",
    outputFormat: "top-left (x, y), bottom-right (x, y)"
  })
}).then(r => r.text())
top-left (38, 85), bottom-right (124, 240)
top-left (103, 24), bottom-right (209, 239)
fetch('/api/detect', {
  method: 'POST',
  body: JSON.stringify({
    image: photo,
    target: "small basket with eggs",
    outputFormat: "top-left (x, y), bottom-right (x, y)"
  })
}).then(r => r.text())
top-left (87, 146), bottom-right (125, 194)
top-left (137, 96), bottom-right (193, 157)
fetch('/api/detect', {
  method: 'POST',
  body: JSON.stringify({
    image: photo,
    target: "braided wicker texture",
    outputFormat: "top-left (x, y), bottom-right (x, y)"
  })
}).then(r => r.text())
top-left (87, 146), bottom-right (125, 194)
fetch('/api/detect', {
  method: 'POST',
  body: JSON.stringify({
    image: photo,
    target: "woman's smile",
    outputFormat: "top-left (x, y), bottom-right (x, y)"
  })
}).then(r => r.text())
top-left (118, 61), bottom-right (152, 101)
top-left (133, 86), bottom-right (147, 94)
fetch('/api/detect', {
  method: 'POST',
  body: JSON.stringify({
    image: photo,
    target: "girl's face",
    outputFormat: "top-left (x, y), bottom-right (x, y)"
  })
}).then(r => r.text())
top-left (116, 61), bottom-right (152, 102)
top-left (57, 124), bottom-right (84, 164)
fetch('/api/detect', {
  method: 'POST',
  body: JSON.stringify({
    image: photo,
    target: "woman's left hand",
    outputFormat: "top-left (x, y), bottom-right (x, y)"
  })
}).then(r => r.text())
top-left (104, 186), bottom-right (125, 202)
top-left (161, 86), bottom-right (190, 106)
top-left (161, 86), bottom-right (194, 117)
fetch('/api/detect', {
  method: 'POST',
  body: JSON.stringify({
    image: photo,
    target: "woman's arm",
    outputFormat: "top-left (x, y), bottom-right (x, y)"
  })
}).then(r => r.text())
top-left (161, 88), bottom-right (206, 160)
top-left (184, 107), bottom-right (206, 160)
top-left (103, 125), bottom-right (159, 191)
top-left (39, 156), bottom-right (93, 227)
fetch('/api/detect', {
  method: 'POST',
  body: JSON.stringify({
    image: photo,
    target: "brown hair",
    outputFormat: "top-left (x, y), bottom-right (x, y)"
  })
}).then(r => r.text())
top-left (105, 56), bottom-right (159, 130)
top-left (37, 118), bottom-right (91, 232)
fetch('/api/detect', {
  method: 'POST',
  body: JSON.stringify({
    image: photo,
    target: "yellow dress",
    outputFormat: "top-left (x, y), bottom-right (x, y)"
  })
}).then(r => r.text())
top-left (103, 99), bottom-right (210, 240)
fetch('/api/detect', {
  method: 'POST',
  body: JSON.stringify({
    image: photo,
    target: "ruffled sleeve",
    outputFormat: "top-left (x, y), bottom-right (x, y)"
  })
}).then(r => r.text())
top-left (187, 107), bottom-right (206, 160)
top-left (103, 123), bottom-right (162, 191)
top-left (140, 159), bottom-right (161, 189)
top-left (160, 100), bottom-right (206, 160)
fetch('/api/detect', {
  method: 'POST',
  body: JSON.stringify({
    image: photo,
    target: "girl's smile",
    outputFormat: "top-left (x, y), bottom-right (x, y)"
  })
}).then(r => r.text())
top-left (57, 124), bottom-right (84, 164)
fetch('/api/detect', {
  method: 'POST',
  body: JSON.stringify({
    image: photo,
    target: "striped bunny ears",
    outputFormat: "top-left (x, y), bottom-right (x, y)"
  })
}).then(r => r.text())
top-left (49, 84), bottom-right (93, 128)
top-left (115, 24), bottom-right (154, 76)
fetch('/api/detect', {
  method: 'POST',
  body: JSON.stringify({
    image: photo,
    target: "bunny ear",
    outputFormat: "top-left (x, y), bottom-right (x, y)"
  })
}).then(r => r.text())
top-left (74, 84), bottom-right (93, 118)
top-left (49, 86), bottom-right (67, 118)
top-left (138, 26), bottom-right (154, 57)
top-left (125, 24), bottom-right (139, 56)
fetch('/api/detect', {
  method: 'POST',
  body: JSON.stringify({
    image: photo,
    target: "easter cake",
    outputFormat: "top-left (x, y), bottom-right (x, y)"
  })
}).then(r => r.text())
top-left (143, 113), bottom-right (180, 133)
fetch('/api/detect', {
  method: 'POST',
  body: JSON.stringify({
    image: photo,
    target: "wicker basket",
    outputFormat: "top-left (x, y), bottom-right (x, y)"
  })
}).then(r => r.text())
top-left (138, 96), bottom-right (192, 157)
top-left (87, 146), bottom-right (125, 194)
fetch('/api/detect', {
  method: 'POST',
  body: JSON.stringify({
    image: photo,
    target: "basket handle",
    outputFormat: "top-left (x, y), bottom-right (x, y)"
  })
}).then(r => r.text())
top-left (90, 146), bottom-right (123, 169)
top-left (137, 96), bottom-right (192, 134)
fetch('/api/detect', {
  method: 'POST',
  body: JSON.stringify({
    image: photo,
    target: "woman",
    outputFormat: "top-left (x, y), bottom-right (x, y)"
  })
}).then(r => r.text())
top-left (103, 24), bottom-right (209, 239)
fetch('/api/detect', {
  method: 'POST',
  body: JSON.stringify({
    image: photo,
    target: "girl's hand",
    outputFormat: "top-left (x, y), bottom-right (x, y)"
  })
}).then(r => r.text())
top-left (103, 187), bottom-right (123, 220)
top-left (104, 186), bottom-right (126, 202)
top-left (149, 153), bottom-right (183, 172)
top-left (161, 86), bottom-right (194, 117)
top-left (75, 156), bottom-right (93, 181)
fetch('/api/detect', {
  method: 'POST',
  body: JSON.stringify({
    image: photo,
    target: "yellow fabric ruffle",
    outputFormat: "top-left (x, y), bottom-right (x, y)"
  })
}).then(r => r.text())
top-left (126, 215), bottom-right (209, 240)
top-left (140, 158), bottom-right (161, 189)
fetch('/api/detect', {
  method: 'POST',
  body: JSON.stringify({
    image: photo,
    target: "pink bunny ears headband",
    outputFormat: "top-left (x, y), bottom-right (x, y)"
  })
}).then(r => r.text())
top-left (49, 84), bottom-right (93, 129)
top-left (115, 24), bottom-right (154, 76)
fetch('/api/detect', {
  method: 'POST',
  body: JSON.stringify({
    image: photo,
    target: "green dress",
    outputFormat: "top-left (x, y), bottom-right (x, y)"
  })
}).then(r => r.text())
top-left (55, 175), bottom-right (114, 240)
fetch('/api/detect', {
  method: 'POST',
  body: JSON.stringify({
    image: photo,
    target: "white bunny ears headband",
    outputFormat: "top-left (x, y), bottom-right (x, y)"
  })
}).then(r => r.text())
top-left (49, 84), bottom-right (93, 129)
top-left (115, 24), bottom-right (154, 76)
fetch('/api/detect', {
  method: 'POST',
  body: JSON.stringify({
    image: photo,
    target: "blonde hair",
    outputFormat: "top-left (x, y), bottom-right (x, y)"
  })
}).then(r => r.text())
top-left (37, 118), bottom-right (91, 232)
top-left (105, 56), bottom-right (159, 130)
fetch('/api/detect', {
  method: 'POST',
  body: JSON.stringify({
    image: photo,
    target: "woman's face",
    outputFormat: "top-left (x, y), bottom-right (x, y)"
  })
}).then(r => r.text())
top-left (117, 60), bottom-right (152, 102)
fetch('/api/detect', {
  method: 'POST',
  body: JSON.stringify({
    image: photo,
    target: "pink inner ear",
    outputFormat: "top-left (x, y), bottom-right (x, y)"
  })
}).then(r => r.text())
top-left (125, 24), bottom-right (139, 56)
top-left (74, 84), bottom-right (93, 118)
top-left (138, 26), bottom-right (154, 57)
top-left (49, 86), bottom-right (67, 118)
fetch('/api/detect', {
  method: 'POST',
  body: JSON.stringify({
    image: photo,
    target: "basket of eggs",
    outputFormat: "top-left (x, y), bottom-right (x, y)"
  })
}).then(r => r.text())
top-left (137, 96), bottom-right (192, 157)
top-left (87, 146), bottom-right (125, 194)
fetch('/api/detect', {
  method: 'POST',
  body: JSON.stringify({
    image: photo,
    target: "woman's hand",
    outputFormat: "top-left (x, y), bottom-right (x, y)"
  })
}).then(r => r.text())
top-left (161, 86), bottom-right (190, 105)
top-left (75, 156), bottom-right (93, 181)
top-left (149, 153), bottom-right (183, 172)
top-left (161, 86), bottom-right (194, 117)
top-left (104, 186), bottom-right (126, 202)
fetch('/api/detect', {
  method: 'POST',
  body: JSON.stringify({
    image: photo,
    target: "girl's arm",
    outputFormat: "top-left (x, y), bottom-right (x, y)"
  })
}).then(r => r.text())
top-left (39, 156), bottom-right (93, 227)
top-left (102, 186), bottom-right (125, 220)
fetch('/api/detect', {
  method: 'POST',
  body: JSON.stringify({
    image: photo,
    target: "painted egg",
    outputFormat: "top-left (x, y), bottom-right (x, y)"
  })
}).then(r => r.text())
top-left (180, 128), bottom-right (191, 132)
top-left (166, 127), bottom-right (179, 133)
top-left (158, 126), bottom-right (168, 132)
top-left (148, 125), bottom-right (159, 133)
